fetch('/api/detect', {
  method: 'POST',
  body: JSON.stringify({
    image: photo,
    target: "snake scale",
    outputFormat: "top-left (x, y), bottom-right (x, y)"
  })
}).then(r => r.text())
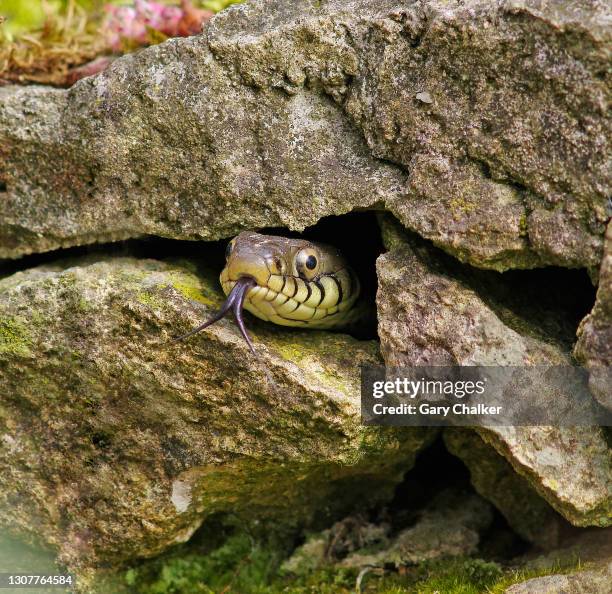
top-left (174, 231), bottom-right (361, 353)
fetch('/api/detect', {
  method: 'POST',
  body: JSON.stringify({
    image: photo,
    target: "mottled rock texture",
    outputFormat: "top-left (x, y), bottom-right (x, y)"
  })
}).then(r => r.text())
top-left (575, 221), bottom-right (612, 410)
top-left (376, 216), bottom-right (611, 527)
top-left (1, 0), bottom-right (610, 274)
top-left (0, 257), bottom-right (434, 568)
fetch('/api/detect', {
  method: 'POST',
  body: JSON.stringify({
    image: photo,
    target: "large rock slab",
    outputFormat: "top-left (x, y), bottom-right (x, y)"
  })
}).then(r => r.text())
top-left (1, 0), bottom-right (609, 273)
top-left (376, 215), bottom-right (611, 527)
top-left (0, 256), bottom-right (434, 568)
top-left (211, 0), bottom-right (610, 273)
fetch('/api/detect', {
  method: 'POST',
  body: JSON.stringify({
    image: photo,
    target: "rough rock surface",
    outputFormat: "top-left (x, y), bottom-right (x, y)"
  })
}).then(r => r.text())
top-left (339, 490), bottom-right (493, 568)
top-left (443, 428), bottom-right (564, 548)
top-left (505, 561), bottom-right (612, 594)
top-left (281, 489), bottom-right (493, 572)
top-left (376, 216), bottom-right (611, 527)
top-left (0, 257), bottom-right (434, 568)
top-left (574, 221), bottom-right (612, 410)
top-left (1, 0), bottom-right (609, 273)
top-left (508, 528), bottom-right (612, 594)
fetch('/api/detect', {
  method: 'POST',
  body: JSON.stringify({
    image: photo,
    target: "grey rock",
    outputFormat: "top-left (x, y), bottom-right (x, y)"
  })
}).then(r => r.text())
top-left (281, 489), bottom-right (493, 572)
top-left (340, 490), bottom-right (493, 568)
top-left (505, 561), bottom-right (612, 594)
top-left (376, 215), bottom-right (575, 367)
top-left (0, 256), bottom-right (434, 568)
top-left (522, 528), bottom-right (612, 572)
top-left (1, 0), bottom-right (610, 274)
top-left (443, 428), bottom-right (565, 548)
top-left (376, 215), bottom-right (612, 527)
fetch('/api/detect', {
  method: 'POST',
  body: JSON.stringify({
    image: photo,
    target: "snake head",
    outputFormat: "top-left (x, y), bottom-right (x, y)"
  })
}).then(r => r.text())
top-left (173, 231), bottom-right (359, 353)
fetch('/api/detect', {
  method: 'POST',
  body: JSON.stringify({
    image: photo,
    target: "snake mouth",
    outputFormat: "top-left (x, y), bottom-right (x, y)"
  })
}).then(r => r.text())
top-left (172, 276), bottom-right (258, 354)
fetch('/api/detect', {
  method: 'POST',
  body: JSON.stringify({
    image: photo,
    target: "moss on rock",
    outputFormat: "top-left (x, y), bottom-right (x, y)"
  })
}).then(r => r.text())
top-left (0, 256), bottom-right (434, 571)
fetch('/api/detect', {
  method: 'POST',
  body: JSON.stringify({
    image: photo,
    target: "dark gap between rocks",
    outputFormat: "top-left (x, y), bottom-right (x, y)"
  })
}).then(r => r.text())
top-left (0, 211), bottom-right (384, 340)
top-left (489, 267), bottom-right (596, 345)
top-left (385, 436), bottom-right (528, 560)
top-left (395, 227), bottom-right (597, 349)
top-left (0, 211), bottom-right (596, 348)
top-left (386, 436), bottom-right (471, 528)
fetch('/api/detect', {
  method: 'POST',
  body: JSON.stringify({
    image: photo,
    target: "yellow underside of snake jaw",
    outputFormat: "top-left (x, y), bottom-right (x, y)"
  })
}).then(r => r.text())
top-left (220, 270), bottom-right (359, 329)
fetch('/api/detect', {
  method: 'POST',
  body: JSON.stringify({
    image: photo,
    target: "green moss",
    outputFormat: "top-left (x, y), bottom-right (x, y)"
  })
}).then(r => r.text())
top-left (263, 332), bottom-right (373, 396)
top-left (270, 341), bottom-right (309, 364)
top-left (168, 271), bottom-right (220, 307)
top-left (137, 291), bottom-right (166, 309)
top-left (77, 297), bottom-right (94, 312)
top-left (122, 533), bottom-right (282, 594)
top-left (114, 536), bottom-right (588, 594)
top-left (449, 195), bottom-right (477, 216)
top-left (0, 316), bottom-right (32, 356)
top-left (518, 213), bottom-right (529, 237)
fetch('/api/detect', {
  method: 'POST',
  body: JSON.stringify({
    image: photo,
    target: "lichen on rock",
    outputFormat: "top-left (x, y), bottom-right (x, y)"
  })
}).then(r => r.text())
top-left (0, 256), bottom-right (434, 568)
top-left (1, 0), bottom-right (609, 275)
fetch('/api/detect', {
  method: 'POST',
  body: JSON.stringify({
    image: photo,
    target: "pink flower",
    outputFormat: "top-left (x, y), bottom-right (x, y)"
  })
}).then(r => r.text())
top-left (103, 5), bottom-right (147, 50)
top-left (102, 1), bottom-right (212, 50)
top-left (134, 0), bottom-right (182, 35)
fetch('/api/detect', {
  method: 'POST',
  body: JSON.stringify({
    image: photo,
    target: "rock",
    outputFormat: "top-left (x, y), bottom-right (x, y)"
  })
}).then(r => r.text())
top-left (504, 561), bottom-right (612, 594)
top-left (523, 528), bottom-right (612, 572)
top-left (376, 215), bottom-right (575, 367)
top-left (281, 515), bottom-right (392, 575)
top-left (503, 529), bottom-right (612, 593)
top-left (0, 256), bottom-right (435, 568)
top-left (0, 28), bottom-right (403, 259)
top-left (443, 428), bottom-right (564, 548)
top-left (376, 215), bottom-right (611, 528)
top-left (477, 427), bottom-right (611, 528)
top-left (1, 0), bottom-right (609, 274)
top-left (574, 221), bottom-right (612, 410)
top-left (339, 490), bottom-right (493, 568)
top-left (281, 489), bottom-right (493, 572)
top-left (280, 532), bottom-right (330, 576)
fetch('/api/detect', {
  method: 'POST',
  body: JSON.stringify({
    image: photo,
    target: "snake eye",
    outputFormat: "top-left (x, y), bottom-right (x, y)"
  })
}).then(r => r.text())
top-left (295, 247), bottom-right (321, 280)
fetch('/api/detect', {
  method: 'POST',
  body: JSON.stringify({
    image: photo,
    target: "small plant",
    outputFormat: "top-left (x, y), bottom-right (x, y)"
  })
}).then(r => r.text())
top-left (0, 1), bottom-right (242, 86)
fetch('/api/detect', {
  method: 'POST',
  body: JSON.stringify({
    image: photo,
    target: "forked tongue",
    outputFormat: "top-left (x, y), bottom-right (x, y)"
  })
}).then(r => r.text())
top-left (172, 276), bottom-right (257, 354)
